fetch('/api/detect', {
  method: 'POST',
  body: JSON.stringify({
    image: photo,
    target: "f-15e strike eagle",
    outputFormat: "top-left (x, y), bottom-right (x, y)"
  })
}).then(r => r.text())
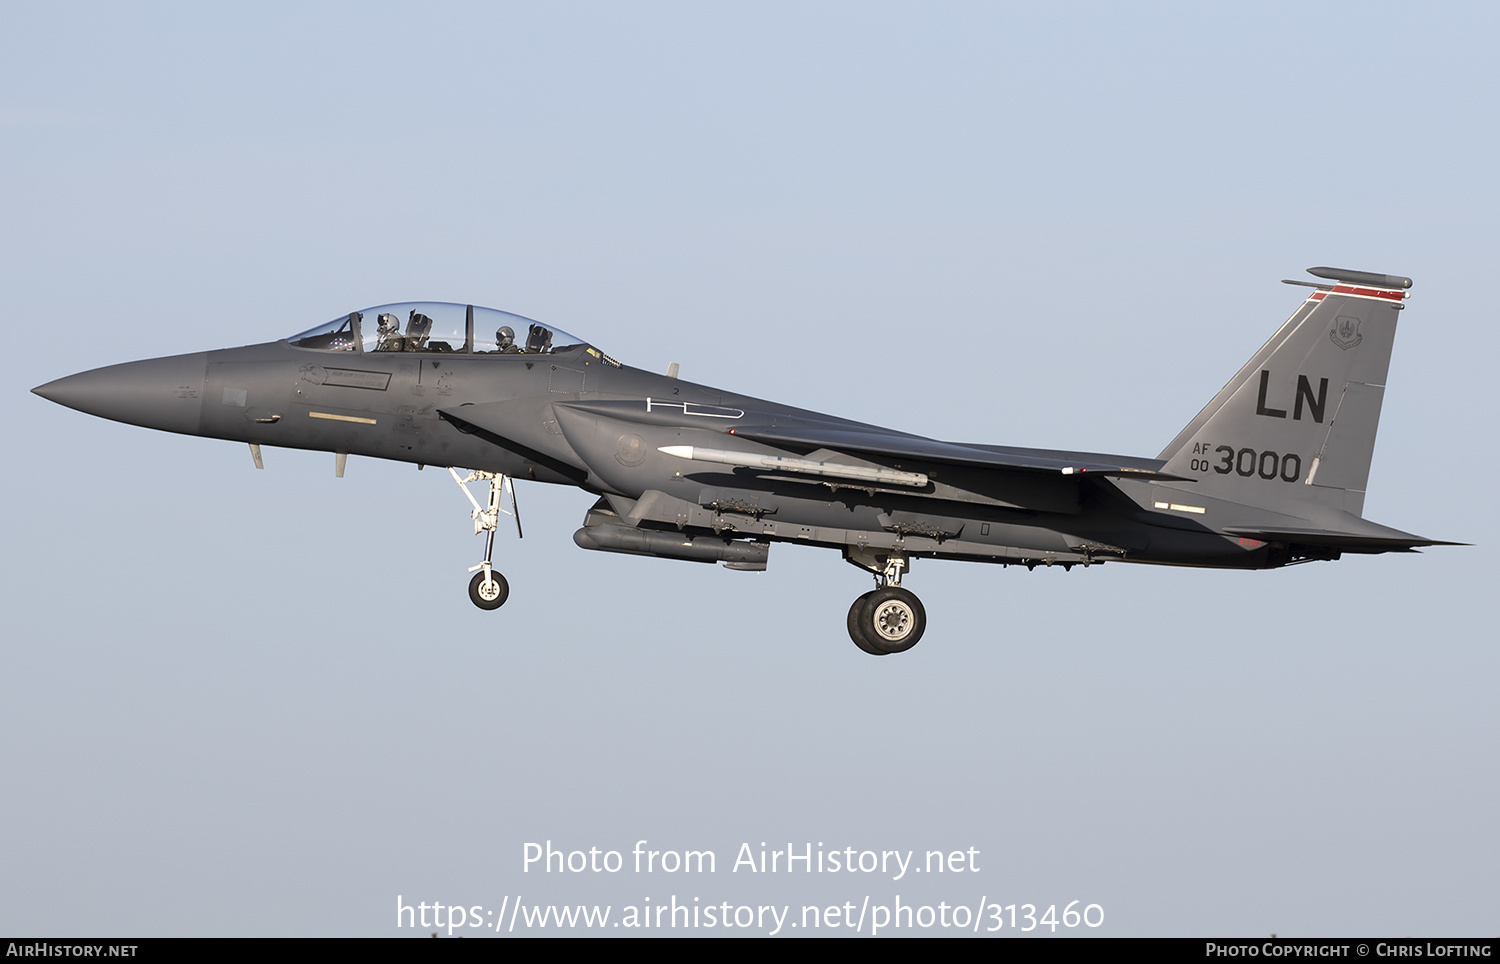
top-left (34, 266), bottom-right (1454, 655)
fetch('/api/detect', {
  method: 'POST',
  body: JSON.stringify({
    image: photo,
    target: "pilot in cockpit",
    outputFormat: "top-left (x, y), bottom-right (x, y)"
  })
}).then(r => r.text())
top-left (496, 326), bottom-right (524, 354)
top-left (375, 313), bottom-right (403, 351)
top-left (525, 323), bottom-right (553, 353)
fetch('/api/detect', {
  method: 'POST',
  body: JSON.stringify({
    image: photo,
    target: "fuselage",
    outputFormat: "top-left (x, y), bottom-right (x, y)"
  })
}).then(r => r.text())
top-left (35, 337), bottom-right (1270, 572)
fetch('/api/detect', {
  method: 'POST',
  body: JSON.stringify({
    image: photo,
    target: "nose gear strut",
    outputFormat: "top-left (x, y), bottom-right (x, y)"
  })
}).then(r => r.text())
top-left (449, 468), bottom-right (522, 610)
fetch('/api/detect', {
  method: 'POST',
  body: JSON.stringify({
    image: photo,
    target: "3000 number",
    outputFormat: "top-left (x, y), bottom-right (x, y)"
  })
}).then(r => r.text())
top-left (1198, 445), bottom-right (1300, 482)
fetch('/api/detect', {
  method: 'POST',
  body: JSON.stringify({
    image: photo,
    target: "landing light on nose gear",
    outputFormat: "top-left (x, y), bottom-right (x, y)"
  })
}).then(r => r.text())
top-left (450, 468), bottom-right (522, 610)
top-left (846, 553), bottom-right (926, 655)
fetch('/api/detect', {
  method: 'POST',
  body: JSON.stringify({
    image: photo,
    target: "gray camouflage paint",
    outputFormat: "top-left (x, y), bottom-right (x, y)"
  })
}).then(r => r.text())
top-left (32, 268), bottom-right (1449, 594)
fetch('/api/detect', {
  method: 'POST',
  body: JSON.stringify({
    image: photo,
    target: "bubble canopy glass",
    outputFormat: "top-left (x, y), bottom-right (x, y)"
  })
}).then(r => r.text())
top-left (286, 302), bottom-right (591, 356)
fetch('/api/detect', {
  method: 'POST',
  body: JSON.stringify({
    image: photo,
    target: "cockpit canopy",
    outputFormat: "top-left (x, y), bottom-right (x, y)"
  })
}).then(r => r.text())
top-left (287, 302), bottom-right (591, 357)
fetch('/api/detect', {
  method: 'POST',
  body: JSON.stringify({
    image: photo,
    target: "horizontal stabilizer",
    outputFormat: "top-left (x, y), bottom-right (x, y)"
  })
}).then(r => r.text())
top-left (1221, 525), bottom-right (1463, 553)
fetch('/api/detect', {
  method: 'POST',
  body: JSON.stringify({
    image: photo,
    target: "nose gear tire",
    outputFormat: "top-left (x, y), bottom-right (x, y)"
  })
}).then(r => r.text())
top-left (468, 571), bottom-right (510, 610)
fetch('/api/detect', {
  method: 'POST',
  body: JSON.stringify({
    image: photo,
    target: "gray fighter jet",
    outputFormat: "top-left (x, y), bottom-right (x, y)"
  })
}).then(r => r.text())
top-left (33, 267), bottom-right (1454, 655)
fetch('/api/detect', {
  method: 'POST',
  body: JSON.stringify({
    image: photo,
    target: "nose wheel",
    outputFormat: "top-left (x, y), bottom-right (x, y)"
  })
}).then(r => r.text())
top-left (469, 569), bottom-right (510, 610)
top-left (450, 468), bottom-right (522, 611)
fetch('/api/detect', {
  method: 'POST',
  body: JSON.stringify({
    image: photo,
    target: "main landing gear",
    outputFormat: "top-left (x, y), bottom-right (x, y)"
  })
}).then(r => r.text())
top-left (450, 468), bottom-right (521, 611)
top-left (846, 553), bottom-right (927, 656)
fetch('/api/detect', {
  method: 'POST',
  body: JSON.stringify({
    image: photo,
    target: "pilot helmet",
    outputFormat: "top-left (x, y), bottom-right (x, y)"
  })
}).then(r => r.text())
top-left (377, 313), bottom-right (400, 334)
top-left (497, 326), bottom-right (515, 348)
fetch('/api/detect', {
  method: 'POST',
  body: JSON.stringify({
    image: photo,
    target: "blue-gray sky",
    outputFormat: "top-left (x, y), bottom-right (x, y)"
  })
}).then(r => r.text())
top-left (2, 1), bottom-right (1495, 936)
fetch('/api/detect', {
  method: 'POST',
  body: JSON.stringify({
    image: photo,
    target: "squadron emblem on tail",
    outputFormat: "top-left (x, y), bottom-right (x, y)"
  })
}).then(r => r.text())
top-left (1331, 315), bottom-right (1364, 350)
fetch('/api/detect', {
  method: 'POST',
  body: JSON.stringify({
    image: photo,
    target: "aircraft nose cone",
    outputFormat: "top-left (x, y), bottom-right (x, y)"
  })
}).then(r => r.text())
top-left (33, 352), bottom-right (209, 436)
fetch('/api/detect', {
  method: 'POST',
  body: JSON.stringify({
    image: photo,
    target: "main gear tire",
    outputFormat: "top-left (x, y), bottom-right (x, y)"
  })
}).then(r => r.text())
top-left (468, 570), bottom-right (510, 610)
top-left (847, 590), bottom-right (888, 655)
top-left (860, 586), bottom-right (925, 653)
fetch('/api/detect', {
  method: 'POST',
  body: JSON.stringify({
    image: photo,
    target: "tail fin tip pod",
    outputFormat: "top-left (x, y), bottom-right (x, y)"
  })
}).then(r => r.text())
top-left (1157, 266), bottom-right (1412, 520)
top-left (1306, 266), bottom-right (1413, 290)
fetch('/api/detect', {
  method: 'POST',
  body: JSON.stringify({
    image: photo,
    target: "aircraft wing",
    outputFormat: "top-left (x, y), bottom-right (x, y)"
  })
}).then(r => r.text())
top-left (546, 397), bottom-right (1186, 481)
top-left (725, 422), bottom-right (1188, 480)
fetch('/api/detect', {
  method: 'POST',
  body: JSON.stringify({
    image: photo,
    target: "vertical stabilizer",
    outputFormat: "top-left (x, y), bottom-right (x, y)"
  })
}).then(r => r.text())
top-left (1157, 268), bottom-right (1411, 518)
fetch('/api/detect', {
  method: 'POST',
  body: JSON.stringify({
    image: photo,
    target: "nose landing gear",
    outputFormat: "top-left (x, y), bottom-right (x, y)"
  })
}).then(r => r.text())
top-left (469, 569), bottom-right (510, 610)
top-left (450, 468), bottom-right (522, 611)
top-left (844, 552), bottom-right (926, 655)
